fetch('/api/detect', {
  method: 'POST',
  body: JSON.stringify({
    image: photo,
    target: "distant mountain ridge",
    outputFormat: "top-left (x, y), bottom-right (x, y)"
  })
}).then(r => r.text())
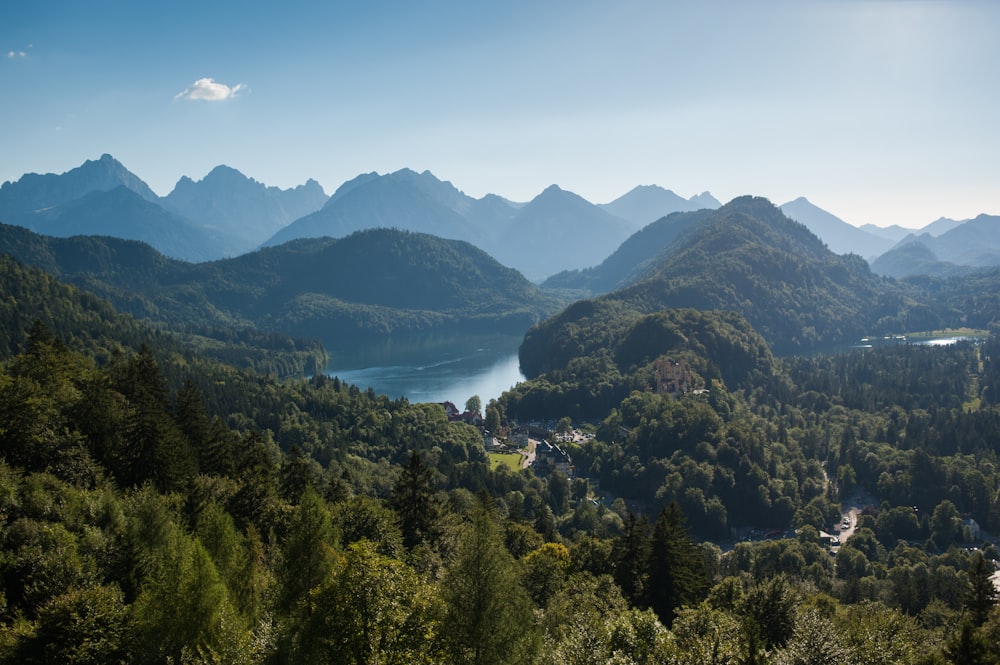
top-left (0, 155), bottom-right (327, 262)
top-left (164, 165), bottom-right (328, 257)
top-left (0, 154), bottom-right (159, 214)
top-left (265, 170), bottom-right (641, 281)
top-left (779, 197), bottom-right (895, 258)
top-left (872, 214), bottom-right (1000, 277)
top-left (491, 185), bottom-right (638, 280)
top-left (521, 196), bottom-right (920, 365)
top-left (542, 208), bottom-right (715, 295)
top-left (0, 223), bottom-right (560, 343)
top-left (18, 186), bottom-right (223, 262)
top-left (597, 185), bottom-right (720, 226)
top-left (2, 155), bottom-right (996, 280)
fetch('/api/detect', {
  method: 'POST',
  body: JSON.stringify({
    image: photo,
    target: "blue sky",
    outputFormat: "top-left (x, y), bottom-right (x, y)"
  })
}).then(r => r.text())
top-left (2, 0), bottom-right (997, 228)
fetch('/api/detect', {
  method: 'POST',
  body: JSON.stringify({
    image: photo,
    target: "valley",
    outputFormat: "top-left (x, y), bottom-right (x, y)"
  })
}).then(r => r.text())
top-left (0, 156), bottom-right (998, 663)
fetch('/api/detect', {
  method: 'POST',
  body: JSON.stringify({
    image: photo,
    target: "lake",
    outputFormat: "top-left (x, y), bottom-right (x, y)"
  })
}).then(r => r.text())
top-left (323, 333), bottom-right (525, 406)
top-left (851, 333), bottom-right (988, 349)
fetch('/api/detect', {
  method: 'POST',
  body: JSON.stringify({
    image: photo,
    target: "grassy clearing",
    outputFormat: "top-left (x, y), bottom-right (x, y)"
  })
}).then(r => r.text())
top-left (488, 452), bottom-right (522, 472)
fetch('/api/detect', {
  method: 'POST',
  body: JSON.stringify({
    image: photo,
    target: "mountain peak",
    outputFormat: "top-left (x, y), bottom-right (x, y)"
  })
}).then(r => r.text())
top-left (0, 154), bottom-right (159, 216)
top-left (688, 191), bottom-right (721, 208)
top-left (601, 185), bottom-right (719, 227)
top-left (780, 196), bottom-right (896, 258)
top-left (205, 164), bottom-right (248, 179)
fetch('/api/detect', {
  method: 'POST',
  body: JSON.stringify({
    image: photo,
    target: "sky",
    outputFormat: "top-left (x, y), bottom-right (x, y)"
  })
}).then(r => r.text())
top-left (2, 0), bottom-right (998, 229)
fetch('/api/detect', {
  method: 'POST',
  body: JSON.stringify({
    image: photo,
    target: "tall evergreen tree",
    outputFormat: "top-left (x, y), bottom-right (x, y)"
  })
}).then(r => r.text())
top-left (277, 484), bottom-right (337, 615)
top-left (440, 503), bottom-right (538, 665)
top-left (614, 511), bottom-right (651, 607)
top-left (390, 451), bottom-right (439, 551)
top-left (644, 502), bottom-right (708, 626)
top-left (966, 550), bottom-right (997, 627)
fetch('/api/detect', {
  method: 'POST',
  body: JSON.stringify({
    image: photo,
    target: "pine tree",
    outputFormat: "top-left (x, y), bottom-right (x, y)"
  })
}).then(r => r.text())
top-left (613, 511), bottom-right (650, 607)
top-left (966, 550), bottom-right (997, 627)
top-left (390, 451), bottom-right (439, 551)
top-left (644, 502), bottom-right (708, 626)
top-left (277, 484), bottom-right (336, 614)
top-left (441, 503), bottom-right (538, 665)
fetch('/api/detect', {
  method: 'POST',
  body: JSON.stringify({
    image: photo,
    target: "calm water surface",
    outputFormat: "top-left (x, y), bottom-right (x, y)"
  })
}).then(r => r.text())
top-left (324, 333), bottom-right (525, 406)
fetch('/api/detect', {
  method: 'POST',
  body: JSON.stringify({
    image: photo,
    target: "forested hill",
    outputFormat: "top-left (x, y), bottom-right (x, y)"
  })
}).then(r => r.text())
top-left (508, 307), bottom-right (776, 420)
top-left (525, 196), bottom-right (937, 360)
top-left (0, 224), bottom-right (561, 342)
top-left (542, 208), bottom-right (714, 296)
top-left (0, 252), bottom-right (325, 376)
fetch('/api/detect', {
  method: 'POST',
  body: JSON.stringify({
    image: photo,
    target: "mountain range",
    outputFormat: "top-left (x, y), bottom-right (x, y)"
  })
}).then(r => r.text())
top-left (871, 214), bottom-right (1000, 278)
top-left (164, 164), bottom-right (329, 257)
top-left (0, 182), bottom-right (995, 369)
top-left (0, 155), bottom-right (329, 261)
top-left (521, 196), bottom-right (970, 366)
top-left (1, 155), bottom-right (997, 284)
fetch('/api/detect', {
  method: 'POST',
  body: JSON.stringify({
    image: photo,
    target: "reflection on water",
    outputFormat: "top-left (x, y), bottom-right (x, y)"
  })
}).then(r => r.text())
top-left (324, 333), bottom-right (525, 406)
top-left (849, 334), bottom-right (986, 350)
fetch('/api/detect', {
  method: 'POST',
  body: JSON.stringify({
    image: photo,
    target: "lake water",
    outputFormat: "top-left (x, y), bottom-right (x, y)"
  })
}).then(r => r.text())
top-left (852, 334), bottom-right (987, 349)
top-left (324, 333), bottom-right (525, 406)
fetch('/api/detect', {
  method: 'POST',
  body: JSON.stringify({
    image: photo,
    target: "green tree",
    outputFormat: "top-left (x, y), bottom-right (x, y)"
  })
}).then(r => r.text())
top-left (390, 451), bottom-right (440, 551)
top-left (333, 494), bottom-right (404, 557)
top-left (840, 601), bottom-right (927, 665)
top-left (298, 540), bottom-right (443, 664)
top-left (774, 608), bottom-right (848, 665)
top-left (465, 395), bottom-right (482, 415)
top-left (929, 500), bottom-right (962, 551)
top-left (521, 542), bottom-right (571, 608)
top-left (740, 575), bottom-right (797, 657)
top-left (613, 511), bottom-right (650, 606)
top-left (440, 504), bottom-right (538, 665)
top-left (667, 602), bottom-right (744, 665)
top-left (644, 502), bottom-right (708, 626)
top-left (19, 584), bottom-right (130, 665)
top-left (277, 485), bottom-right (336, 614)
top-left (196, 502), bottom-right (270, 622)
top-left (944, 619), bottom-right (990, 665)
top-left (485, 406), bottom-right (502, 435)
top-left (965, 550), bottom-right (997, 627)
top-left (129, 516), bottom-right (251, 664)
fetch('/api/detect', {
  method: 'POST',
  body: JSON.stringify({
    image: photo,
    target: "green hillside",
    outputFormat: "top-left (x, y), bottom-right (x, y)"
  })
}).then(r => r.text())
top-left (523, 197), bottom-right (944, 365)
top-left (0, 225), bottom-right (561, 344)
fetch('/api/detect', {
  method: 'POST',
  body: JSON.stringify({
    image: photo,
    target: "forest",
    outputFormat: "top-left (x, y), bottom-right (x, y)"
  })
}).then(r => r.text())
top-left (0, 275), bottom-right (998, 663)
top-left (1, 198), bottom-right (1000, 663)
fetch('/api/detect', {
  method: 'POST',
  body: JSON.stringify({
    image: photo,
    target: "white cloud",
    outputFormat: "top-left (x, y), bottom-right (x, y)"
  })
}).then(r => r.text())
top-left (174, 77), bottom-right (247, 101)
top-left (6, 51), bottom-right (27, 59)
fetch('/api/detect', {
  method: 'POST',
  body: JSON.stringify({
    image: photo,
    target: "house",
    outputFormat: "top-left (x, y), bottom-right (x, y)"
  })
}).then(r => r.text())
top-left (440, 401), bottom-right (483, 426)
top-left (533, 439), bottom-right (573, 477)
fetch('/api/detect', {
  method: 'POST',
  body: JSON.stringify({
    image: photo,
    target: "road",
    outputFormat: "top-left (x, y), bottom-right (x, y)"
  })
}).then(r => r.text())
top-left (838, 489), bottom-right (878, 544)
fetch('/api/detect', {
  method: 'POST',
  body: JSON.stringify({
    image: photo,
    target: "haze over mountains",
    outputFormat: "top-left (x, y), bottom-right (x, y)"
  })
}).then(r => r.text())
top-left (0, 163), bottom-right (997, 370)
top-left (0, 155), bottom-right (996, 285)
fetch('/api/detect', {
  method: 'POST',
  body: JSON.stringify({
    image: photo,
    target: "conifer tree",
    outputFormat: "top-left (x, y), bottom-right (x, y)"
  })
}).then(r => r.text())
top-left (277, 484), bottom-right (336, 614)
top-left (644, 502), bottom-right (708, 626)
top-left (614, 511), bottom-right (651, 607)
top-left (390, 451), bottom-right (439, 551)
top-left (966, 550), bottom-right (997, 627)
top-left (441, 502), bottom-right (538, 665)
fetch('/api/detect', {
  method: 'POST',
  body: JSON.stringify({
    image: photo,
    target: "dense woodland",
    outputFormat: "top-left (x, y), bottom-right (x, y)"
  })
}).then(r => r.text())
top-left (2, 200), bottom-right (1000, 663)
top-left (0, 223), bottom-right (560, 346)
